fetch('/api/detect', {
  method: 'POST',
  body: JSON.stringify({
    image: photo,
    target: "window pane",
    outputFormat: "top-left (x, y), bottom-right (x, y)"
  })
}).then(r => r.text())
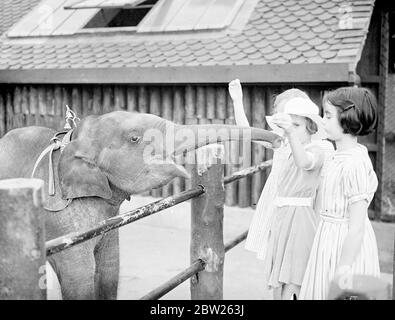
top-left (66, 0), bottom-right (146, 9)
top-left (165, 0), bottom-right (214, 31)
top-left (107, 8), bottom-right (151, 27)
top-left (103, 0), bottom-right (144, 7)
top-left (53, 8), bottom-right (99, 35)
top-left (138, 0), bottom-right (243, 32)
top-left (68, 0), bottom-right (107, 9)
top-left (195, 0), bottom-right (242, 30)
top-left (8, 0), bottom-right (66, 37)
top-left (137, 0), bottom-right (186, 32)
top-left (81, 0), bottom-right (157, 28)
top-left (30, 2), bottom-right (76, 36)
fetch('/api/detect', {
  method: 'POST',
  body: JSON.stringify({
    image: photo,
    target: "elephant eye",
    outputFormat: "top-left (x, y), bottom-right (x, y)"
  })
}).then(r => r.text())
top-left (130, 136), bottom-right (141, 143)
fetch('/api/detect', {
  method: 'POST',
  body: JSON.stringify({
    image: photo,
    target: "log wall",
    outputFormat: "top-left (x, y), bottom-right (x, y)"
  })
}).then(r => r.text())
top-left (0, 83), bottom-right (379, 211)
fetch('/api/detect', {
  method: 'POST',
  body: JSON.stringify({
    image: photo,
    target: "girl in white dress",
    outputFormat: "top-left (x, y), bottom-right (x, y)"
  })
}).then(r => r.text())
top-left (300, 87), bottom-right (380, 300)
top-left (228, 80), bottom-right (334, 299)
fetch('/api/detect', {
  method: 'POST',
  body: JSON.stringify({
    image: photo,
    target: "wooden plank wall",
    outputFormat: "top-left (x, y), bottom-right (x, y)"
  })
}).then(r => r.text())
top-left (1, 83), bottom-right (370, 210)
top-left (356, 4), bottom-right (385, 219)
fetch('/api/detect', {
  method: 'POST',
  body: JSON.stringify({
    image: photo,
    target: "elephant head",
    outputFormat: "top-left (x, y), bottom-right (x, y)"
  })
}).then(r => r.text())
top-left (58, 111), bottom-right (281, 201)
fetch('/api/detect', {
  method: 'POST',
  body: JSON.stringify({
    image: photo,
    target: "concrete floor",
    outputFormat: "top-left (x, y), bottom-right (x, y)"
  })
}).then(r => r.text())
top-left (117, 195), bottom-right (394, 300)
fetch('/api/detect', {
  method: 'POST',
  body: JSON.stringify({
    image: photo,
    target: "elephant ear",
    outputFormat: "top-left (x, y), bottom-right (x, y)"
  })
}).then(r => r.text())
top-left (58, 140), bottom-right (112, 200)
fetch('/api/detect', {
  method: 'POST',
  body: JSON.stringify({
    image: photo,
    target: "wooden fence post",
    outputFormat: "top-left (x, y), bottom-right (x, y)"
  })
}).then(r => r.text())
top-left (0, 93), bottom-right (5, 137)
top-left (0, 178), bottom-right (46, 300)
top-left (190, 144), bottom-right (225, 300)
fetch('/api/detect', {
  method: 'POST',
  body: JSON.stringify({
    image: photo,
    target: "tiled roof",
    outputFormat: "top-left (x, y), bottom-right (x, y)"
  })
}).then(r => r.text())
top-left (0, 0), bottom-right (41, 36)
top-left (0, 0), bottom-right (375, 76)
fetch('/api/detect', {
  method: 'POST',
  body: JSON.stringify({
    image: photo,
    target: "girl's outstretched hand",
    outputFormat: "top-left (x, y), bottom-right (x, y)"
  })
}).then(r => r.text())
top-left (272, 113), bottom-right (294, 135)
top-left (228, 79), bottom-right (243, 102)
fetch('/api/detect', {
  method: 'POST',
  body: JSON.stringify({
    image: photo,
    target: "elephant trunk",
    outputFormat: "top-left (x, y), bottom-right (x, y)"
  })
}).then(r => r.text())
top-left (170, 124), bottom-right (282, 156)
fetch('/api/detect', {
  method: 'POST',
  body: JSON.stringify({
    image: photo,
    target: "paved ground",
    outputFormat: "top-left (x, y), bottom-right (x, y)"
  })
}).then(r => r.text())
top-left (117, 195), bottom-right (394, 300)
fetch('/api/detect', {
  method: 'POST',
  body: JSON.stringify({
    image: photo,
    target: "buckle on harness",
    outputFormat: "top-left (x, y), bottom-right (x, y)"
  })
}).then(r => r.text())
top-left (64, 105), bottom-right (80, 130)
top-left (31, 105), bottom-right (78, 197)
top-left (31, 130), bottom-right (73, 196)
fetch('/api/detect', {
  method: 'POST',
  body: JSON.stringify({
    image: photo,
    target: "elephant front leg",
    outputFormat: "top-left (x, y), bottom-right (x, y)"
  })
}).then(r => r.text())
top-left (53, 245), bottom-right (97, 300)
top-left (94, 229), bottom-right (120, 300)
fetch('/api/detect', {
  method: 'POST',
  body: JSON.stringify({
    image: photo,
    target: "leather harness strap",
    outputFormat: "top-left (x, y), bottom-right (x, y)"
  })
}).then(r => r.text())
top-left (31, 129), bottom-right (74, 196)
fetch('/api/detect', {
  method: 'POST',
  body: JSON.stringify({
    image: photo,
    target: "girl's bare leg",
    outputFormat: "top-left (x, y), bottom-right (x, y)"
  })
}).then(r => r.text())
top-left (281, 284), bottom-right (301, 300)
top-left (273, 286), bottom-right (283, 300)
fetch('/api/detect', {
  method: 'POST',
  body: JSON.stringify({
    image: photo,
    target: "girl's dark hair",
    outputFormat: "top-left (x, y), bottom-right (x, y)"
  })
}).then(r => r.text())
top-left (323, 87), bottom-right (377, 136)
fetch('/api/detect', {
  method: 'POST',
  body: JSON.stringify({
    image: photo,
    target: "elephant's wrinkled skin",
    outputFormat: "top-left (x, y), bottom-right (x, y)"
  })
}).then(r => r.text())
top-left (0, 111), bottom-right (280, 299)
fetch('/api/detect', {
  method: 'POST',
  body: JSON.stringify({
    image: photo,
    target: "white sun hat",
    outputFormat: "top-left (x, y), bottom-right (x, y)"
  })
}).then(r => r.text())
top-left (267, 97), bottom-right (327, 140)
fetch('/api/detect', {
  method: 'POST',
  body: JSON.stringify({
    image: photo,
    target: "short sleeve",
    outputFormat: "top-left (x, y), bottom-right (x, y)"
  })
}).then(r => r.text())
top-left (312, 140), bottom-right (335, 176)
top-left (304, 144), bottom-right (325, 171)
top-left (343, 160), bottom-right (378, 205)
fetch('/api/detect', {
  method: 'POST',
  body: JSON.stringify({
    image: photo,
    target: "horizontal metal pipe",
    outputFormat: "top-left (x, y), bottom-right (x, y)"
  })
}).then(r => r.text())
top-left (223, 160), bottom-right (272, 185)
top-left (46, 160), bottom-right (270, 256)
top-left (46, 186), bottom-right (205, 256)
top-left (225, 231), bottom-right (248, 252)
top-left (140, 231), bottom-right (250, 300)
top-left (140, 259), bottom-right (206, 300)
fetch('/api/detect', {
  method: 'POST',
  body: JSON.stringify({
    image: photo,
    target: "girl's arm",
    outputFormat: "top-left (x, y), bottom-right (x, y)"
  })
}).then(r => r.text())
top-left (228, 79), bottom-right (273, 148)
top-left (272, 114), bottom-right (322, 170)
top-left (287, 133), bottom-right (318, 169)
top-left (336, 200), bottom-right (367, 271)
top-left (228, 79), bottom-right (250, 127)
top-left (335, 162), bottom-right (373, 279)
top-left (233, 98), bottom-right (250, 127)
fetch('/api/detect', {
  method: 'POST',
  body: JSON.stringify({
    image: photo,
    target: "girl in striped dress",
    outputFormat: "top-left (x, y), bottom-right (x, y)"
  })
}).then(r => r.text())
top-left (300, 87), bottom-right (380, 300)
top-left (228, 80), bottom-right (334, 300)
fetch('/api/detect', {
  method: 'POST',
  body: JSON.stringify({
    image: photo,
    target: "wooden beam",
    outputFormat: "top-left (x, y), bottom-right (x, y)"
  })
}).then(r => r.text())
top-left (361, 75), bottom-right (381, 83)
top-left (0, 64), bottom-right (351, 84)
top-left (375, 10), bottom-right (389, 220)
top-left (363, 142), bottom-right (379, 152)
top-left (238, 86), bottom-right (251, 208)
top-left (0, 93), bottom-right (5, 137)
